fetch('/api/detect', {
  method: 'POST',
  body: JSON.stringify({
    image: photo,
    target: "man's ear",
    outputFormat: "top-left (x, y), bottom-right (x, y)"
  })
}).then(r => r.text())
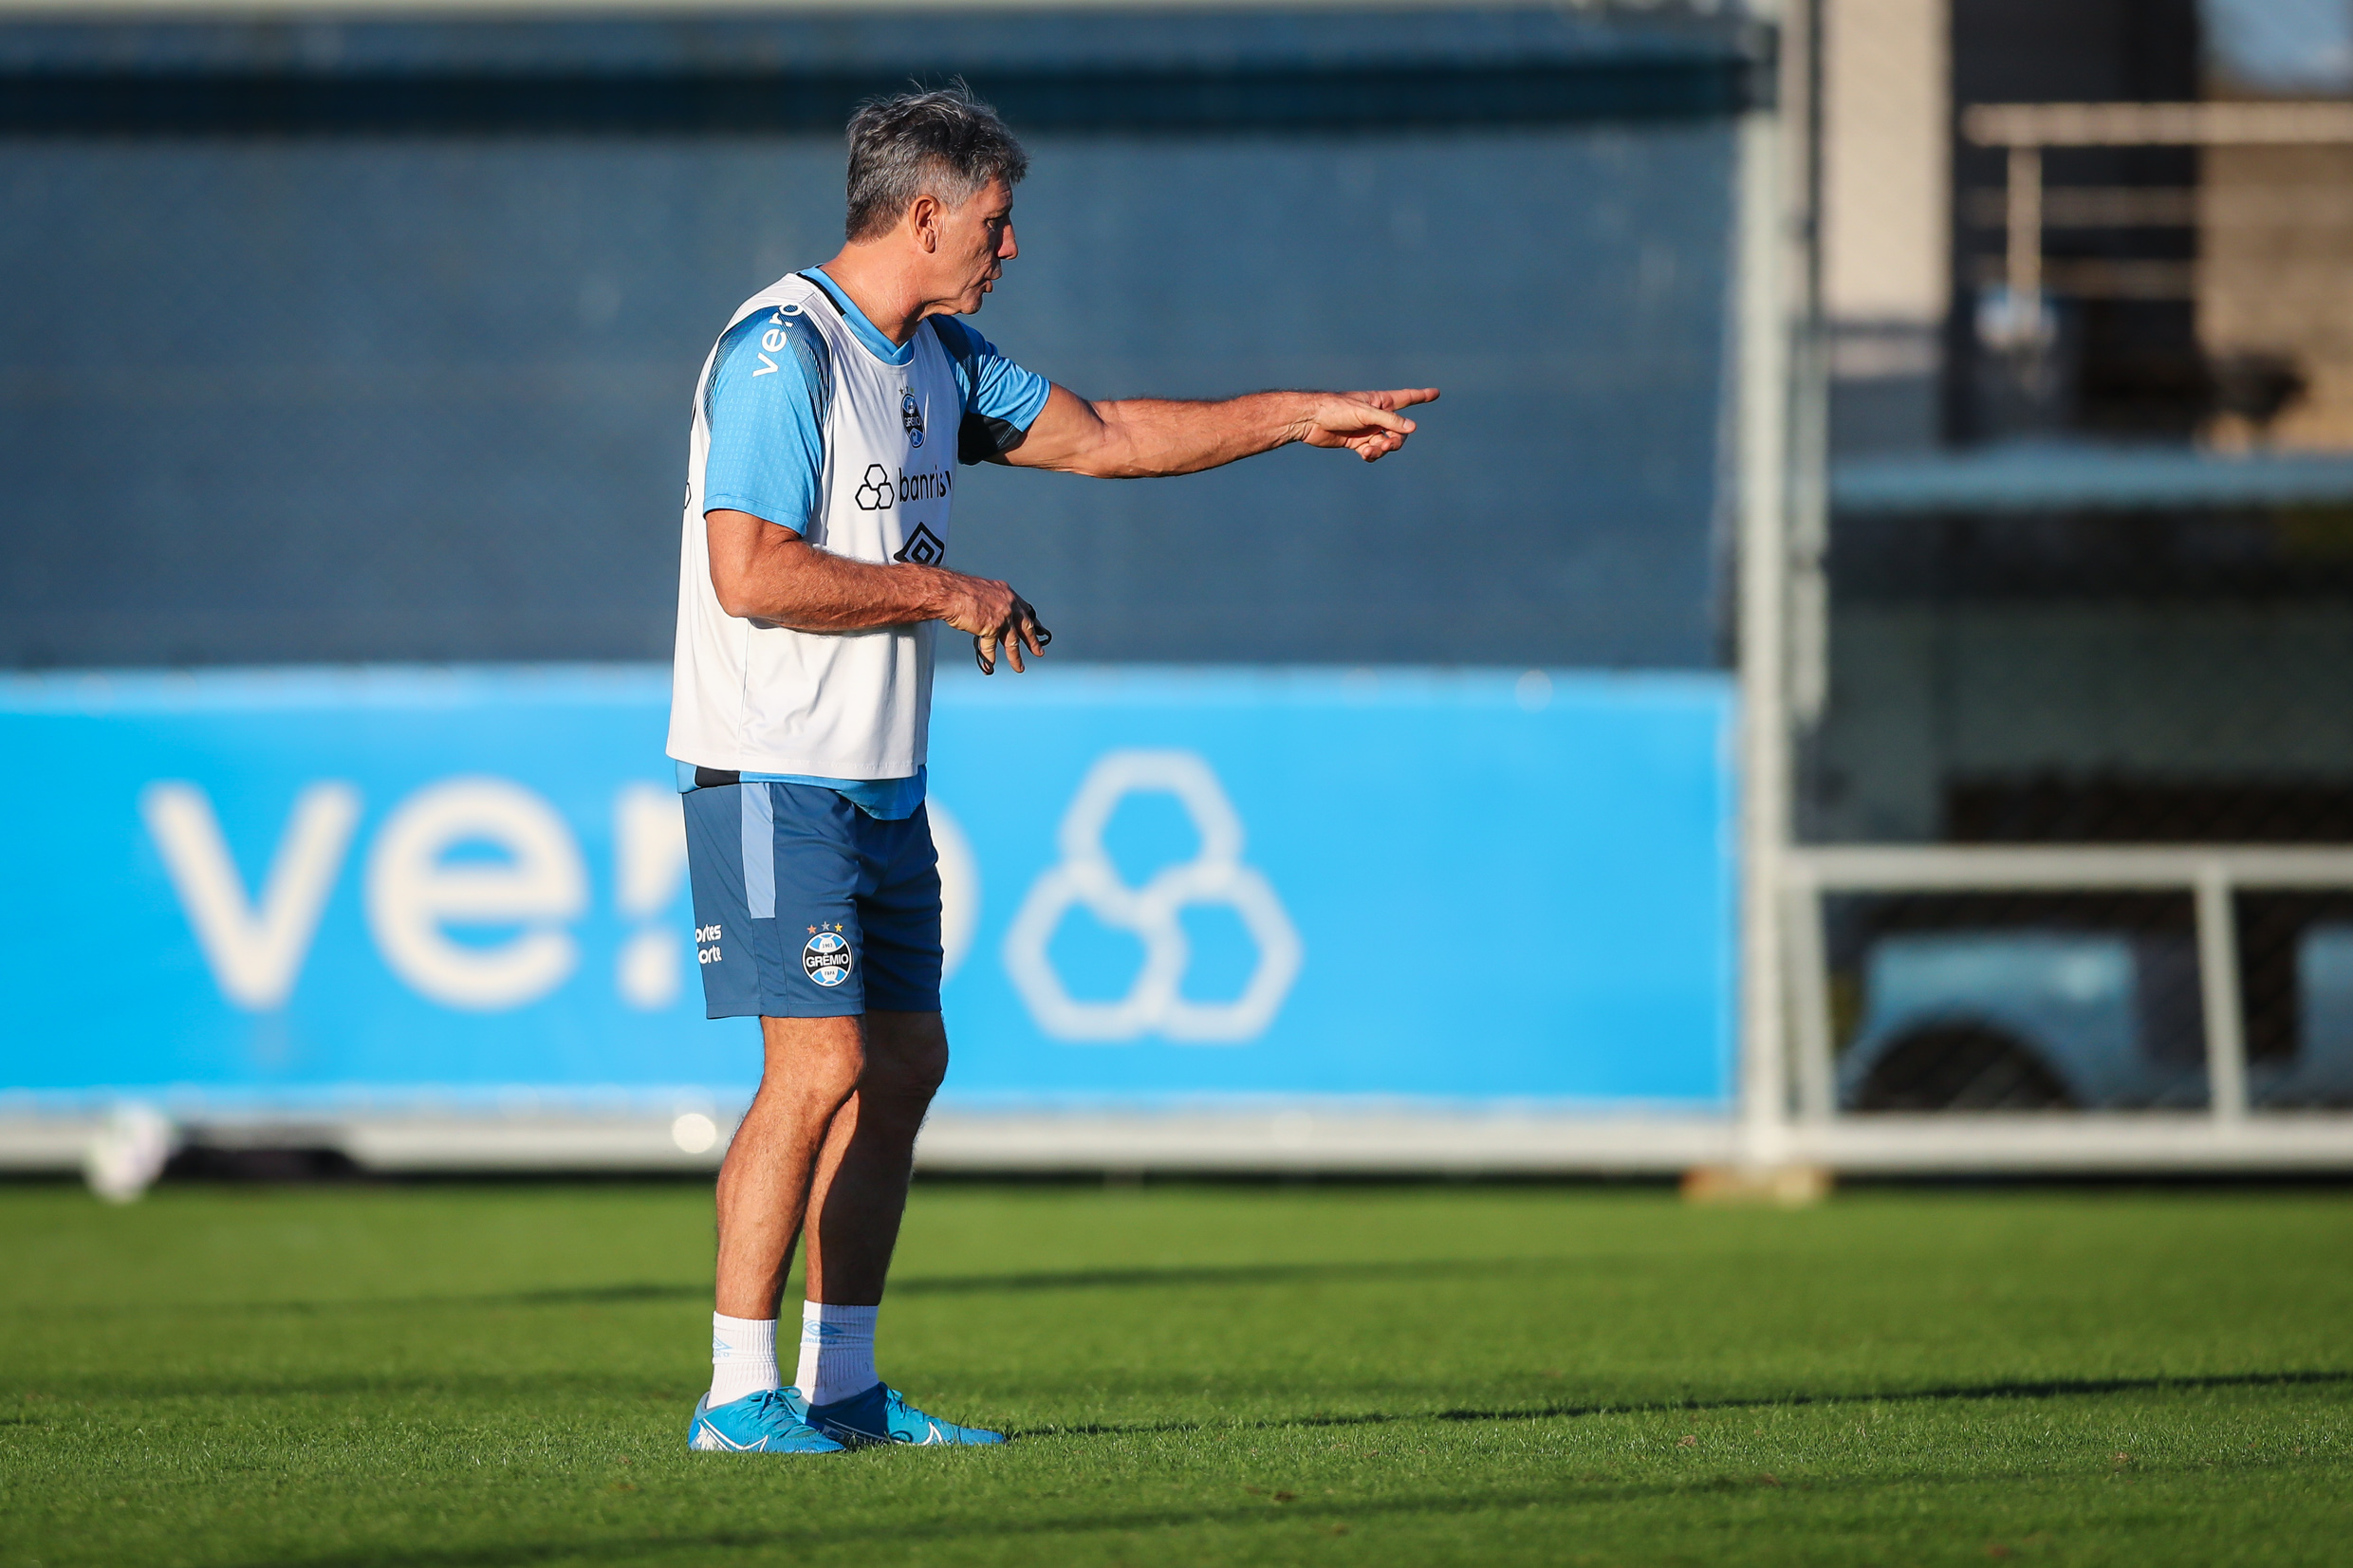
top-left (910, 194), bottom-right (940, 253)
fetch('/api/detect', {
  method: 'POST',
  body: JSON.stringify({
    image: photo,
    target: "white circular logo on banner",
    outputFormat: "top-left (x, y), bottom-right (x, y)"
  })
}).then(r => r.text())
top-left (1002, 749), bottom-right (1301, 1044)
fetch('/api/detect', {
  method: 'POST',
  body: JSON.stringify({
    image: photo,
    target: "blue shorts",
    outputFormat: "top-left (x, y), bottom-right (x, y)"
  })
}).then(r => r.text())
top-left (681, 780), bottom-right (944, 1019)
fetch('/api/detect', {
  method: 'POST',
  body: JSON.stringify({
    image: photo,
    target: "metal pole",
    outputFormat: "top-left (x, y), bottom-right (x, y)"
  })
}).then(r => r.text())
top-left (1784, 873), bottom-right (1836, 1122)
top-left (2006, 143), bottom-right (2043, 304)
top-left (1733, 1), bottom-right (1799, 1168)
top-left (1788, 0), bottom-right (1830, 729)
top-left (2194, 860), bottom-right (2250, 1122)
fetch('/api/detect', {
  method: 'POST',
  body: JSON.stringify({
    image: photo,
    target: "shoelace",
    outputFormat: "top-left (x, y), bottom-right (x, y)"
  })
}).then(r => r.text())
top-left (749, 1389), bottom-right (806, 1430)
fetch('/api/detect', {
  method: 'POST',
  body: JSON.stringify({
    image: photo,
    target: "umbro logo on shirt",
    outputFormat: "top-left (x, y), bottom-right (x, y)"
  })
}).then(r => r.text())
top-left (893, 525), bottom-right (946, 566)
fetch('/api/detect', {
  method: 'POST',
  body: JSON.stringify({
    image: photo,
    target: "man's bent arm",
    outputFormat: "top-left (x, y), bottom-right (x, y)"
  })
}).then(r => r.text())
top-left (1001, 383), bottom-right (1440, 478)
top-left (706, 509), bottom-right (1046, 672)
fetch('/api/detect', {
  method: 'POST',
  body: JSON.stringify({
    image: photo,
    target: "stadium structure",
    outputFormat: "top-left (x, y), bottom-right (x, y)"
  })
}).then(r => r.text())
top-left (6, 0), bottom-right (2353, 1185)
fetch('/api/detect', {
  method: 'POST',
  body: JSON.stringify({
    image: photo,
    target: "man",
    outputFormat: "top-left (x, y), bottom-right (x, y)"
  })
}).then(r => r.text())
top-left (672, 84), bottom-right (1436, 1454)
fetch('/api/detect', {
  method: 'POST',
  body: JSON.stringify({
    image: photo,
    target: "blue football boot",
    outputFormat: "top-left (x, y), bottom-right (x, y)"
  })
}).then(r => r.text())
top-left (687, 1388), bottom-right (846, 1454)
top-left (806, 1383), bottom-right (1009, 1448)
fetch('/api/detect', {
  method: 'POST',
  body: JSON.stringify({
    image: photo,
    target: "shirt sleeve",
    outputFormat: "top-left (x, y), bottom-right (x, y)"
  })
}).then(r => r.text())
top-left (701, 304), bottom-right (831, 532)
top-left (931, 316), bottom-right (1052, 466)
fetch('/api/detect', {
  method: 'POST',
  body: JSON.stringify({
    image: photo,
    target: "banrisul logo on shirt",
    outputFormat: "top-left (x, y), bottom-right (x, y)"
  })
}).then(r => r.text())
top-left (901, 387), bottom-right (925, 449)
top-left (804, 924), bottom-right (854, 987)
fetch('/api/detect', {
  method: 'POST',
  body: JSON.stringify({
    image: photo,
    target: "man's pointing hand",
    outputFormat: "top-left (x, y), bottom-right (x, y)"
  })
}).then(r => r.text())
top-left (1293, 387), bottom-right (1441, 462)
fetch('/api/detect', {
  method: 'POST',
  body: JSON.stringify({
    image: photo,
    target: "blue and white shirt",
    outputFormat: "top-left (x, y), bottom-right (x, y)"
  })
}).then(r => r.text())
top-left (666, 268), bottom-right (1050, 813)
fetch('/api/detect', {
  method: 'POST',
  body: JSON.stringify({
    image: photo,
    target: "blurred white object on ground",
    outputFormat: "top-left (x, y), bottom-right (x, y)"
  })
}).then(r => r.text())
top-left (83, 1104), bottom-right (174, 1203)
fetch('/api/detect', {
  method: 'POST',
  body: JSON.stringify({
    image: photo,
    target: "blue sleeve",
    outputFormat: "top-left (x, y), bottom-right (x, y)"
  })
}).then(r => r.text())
top-left (702, 304), bottom-right (831, 531)
top-left (931, 317), bottom-right (1052, 465)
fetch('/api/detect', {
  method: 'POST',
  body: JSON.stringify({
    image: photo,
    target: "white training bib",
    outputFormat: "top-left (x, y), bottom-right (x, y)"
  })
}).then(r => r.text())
top-left (667, 273), bottom-right (964, 780)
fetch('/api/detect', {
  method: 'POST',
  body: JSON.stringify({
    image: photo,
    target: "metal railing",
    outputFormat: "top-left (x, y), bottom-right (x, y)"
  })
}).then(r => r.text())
top-left (1963, 101), bottom-right (2353, 307)
top-left (1781, 844), bottom-right (2353, 1127)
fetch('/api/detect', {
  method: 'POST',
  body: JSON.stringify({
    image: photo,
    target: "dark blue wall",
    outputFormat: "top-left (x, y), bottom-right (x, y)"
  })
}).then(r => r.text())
top-left (0, 8), bottom-right (1752, 669)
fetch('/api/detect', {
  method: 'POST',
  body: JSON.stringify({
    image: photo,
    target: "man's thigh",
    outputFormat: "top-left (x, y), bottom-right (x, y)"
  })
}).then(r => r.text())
top-left (684, 782), bottom-right (870, 1019)
top-left (850, 803), bottom-right (946, 1015)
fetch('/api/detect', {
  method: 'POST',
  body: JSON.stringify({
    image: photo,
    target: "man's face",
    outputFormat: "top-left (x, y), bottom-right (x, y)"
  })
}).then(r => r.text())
top-left (927, 176), bottom-right (1017, 314)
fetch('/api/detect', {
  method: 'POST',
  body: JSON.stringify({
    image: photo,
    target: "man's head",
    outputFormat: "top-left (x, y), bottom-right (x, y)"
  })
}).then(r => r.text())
top-left (843, 84), bottom-right (1028, 314)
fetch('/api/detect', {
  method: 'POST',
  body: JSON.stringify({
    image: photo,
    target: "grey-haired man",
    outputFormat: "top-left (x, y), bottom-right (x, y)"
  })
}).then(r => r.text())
top-left (673, 85), bottom-right (1436, 1453)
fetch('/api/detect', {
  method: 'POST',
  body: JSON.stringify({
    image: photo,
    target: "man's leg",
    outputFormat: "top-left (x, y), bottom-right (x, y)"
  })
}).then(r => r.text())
top-left (787, 1009), bottom-right (999, 1444)
top-left (683, 782), bottom-right (872, 1452)
top-left (802, 1009), bottom-right (949, 1306)
top-left (713, 1015), bottom-right (866, 1319)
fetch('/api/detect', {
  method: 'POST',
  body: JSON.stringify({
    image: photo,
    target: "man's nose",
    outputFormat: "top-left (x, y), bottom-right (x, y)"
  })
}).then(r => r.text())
top-left (999, 224), bottom-right (1018, 260)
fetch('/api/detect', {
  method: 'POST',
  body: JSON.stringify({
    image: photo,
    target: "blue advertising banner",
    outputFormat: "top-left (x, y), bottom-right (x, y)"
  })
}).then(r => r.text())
top-left (0, 665), bottom-right (1734, 1111)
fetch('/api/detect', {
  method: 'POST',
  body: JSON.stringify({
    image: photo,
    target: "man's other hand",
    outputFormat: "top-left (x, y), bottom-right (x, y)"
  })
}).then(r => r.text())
top-left (1293, 387), bottom-right (1442, 462)
top-left (705, 509), bottom-right (1047, 668)
top-left (946, 575), bottom-right (1050, 674)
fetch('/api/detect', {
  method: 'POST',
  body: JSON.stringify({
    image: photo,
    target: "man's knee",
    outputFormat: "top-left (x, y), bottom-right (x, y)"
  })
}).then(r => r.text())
top-left (861, 1011), bottom-right (949, 1101)
top-left (757, 1015), bottom-right (867, 1105)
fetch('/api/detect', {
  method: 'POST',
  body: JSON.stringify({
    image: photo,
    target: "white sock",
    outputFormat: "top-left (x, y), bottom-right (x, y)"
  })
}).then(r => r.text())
top-left (796, 1301), bottom-right (880, 1407)
top-left (708, 1312), bottom-right (779, 1408)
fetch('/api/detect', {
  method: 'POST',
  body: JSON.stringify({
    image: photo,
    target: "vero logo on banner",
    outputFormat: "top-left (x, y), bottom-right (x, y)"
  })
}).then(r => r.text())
top-left (134, 775), bottom-right (984, 1020)
top-left (0, 667), bottom-right (1735, 1105)
top-left (361, 779), bottom-right (590, 1010)
top-left (140, 778), bottom-right (683, 1014)
top-left (139, 782), bottom-right (362, 1011)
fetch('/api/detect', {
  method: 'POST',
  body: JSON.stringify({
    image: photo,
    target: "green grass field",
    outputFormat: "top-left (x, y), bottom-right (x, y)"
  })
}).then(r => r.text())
top-left (3, 1179), bottom-right (2349, 1567)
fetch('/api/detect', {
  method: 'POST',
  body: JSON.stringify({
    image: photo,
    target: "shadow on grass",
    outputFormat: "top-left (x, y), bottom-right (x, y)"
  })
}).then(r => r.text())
top-left (17, 1257), bottom-right (1567, 1319)
top-left (42, 1364), bottom-right (2347, 1419)
top-left (213, 1479), bottom-right (1723, 1568)
top-left (530, 1259), bottom-right (1547, 1305)
top-left (1022, 1367), bottom-right (2353, 1438)
top-left (505, 1257), bottom-right (1575, 1307)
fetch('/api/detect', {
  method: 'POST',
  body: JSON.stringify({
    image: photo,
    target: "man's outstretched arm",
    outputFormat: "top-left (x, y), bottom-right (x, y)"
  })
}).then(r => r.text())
top-left (997, 383), bottom-right (1439, 478)
top-left (705, 509), bottom-right (1047, 673)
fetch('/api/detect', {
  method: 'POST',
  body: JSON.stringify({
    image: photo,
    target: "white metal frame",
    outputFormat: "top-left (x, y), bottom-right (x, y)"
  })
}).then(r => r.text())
top-left (1747, 98), bottom-right (2353, 1167)
top-left (1781, 846), bottom-right (2353, 1128)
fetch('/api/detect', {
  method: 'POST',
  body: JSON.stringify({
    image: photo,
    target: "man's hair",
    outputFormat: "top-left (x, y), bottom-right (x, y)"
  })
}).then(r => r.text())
top-left (843, 83), bottom-right (1029, 243)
